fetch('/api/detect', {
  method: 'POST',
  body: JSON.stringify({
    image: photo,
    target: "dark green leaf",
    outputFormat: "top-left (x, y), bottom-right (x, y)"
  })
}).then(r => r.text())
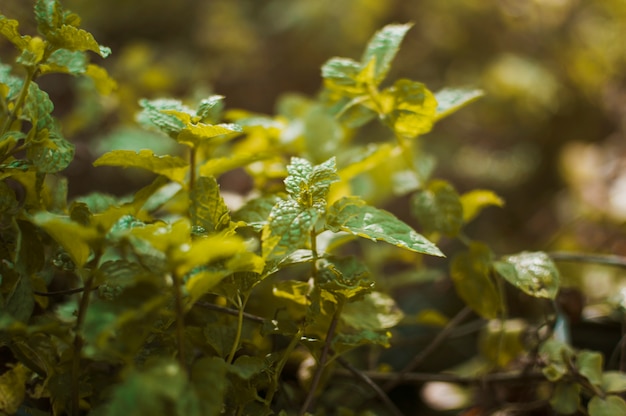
top-left (41, 49), bottom-right (87, 74)
top-left (27, 130), bottom-right (74, 173)
top-left (0, 180), bottom-right (18, 213)
top-left (232, 194), bottom-right (282, 231)
top-left (16, 220), bottom-right (44, 274)
top-left (360, 23), bottom-right (413, 85)
top-left (493, 251), bottom-right (560, 299)
top-left (6, 274), bottom-right (34, 322)
top-left (22, 83), bottom-right (54, 122)
top-left (327, 196), bottom-right (443, 256)
top-left (450, 242), bottom-right (501, 319)
top-left (188, 357), bottom-right (229, 416)
top-left (230, 356), bottom-right (266, 381)
top-left (411, 180), bottom-right (464, 237)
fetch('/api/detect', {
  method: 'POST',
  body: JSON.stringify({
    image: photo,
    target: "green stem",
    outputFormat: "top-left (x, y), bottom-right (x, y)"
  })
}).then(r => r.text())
top-left (1, 67), bottom-right (35, 137)
top-left (299, 301), bottom-right (344, 415)
top-left (265, 327), bottom-right (304, 408)
top-left (71, 270), bottom-right (93, 416)
top-left (173, 272), bottom-right (187, 372)
top-left (227, 292), bottom-right (248, 364)
top-left (189, 147), bottom-right (197, 191)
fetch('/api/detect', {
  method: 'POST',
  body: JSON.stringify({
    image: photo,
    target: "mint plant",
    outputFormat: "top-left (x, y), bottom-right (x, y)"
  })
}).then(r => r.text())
top-left (1, 2), bottom-right (626, 416)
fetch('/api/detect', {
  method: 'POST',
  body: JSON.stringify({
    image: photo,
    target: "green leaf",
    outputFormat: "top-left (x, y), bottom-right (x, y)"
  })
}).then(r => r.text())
top-left (196, 95), bottom-right (224, 123)
top-left (382, 79), bottom-right (438, 139)
top-left (577, 350), bottom-right (603, 387)
top-left (31, 211), bottom-right (100, 268)
top-left (34, 0), bottom-right (62, 36)
top-left (460, 189), bottom-right (504, 223)
top-left (176, 122), bottom-right (242, 148)
top-left (23, 83), bottom-right (54, 122)
top-left (317, 256), bottom-right (373, 302)
top-left (0, 180), bottom-right (18, 213)
top-left (588, 396), bottom-right (626, 416)
top-left (411, 180), bottom-right (464, 237)
top-left (549, 383), bottom-right (580, 415)
top-left (450, 242), bottom-right (501, 319)
top-left (137, 98), bottom-right (188, 137)
top-left (230, 356), bottom-right (266, 381)
top-left (341, 291), bottom-right (403, 330)
top-left (327, 196), bottom-right (443, 257)
top-left (602, 372), bottom-right (626, 393)
top-left (434, 88), bottom-right (484, 121)
top-left (27, 130), bottom-right (74, 173)
top-left (284, 156), bottom-right (339, 209)
top-left (321, 57), bottom-right (362, 89)
top-left (16, 220), bottom-right (45, 275)
top-left (102, 359), bottom-right (188, 416)
top-left (338, 143), bottom-right (396, 182)
top-left (189, 176), bottom-right (229, 233)
top-left (493, 251), bottom-right (560, 300)
top-left (40, 49), bottom-right (87, 75)
top-left (5, 274), bottom-right (34, 322)
top-left (93, 149), bottom-right (188, 183)
top-left (0, 16), bottom-right (30, 50)
top-left (232, 194), bottom-right (281, 231)
top-left (185, 267), bottom-right (232, 306)
top-left (262, 199), bottom-right (319, 261)
top-left (188, 357), bottom-right (228, 416)
top-left (479, 319), bottom-right (526, 367)
top-left (360, 23), bottom-right (413, 85)
top-left (273, 280), bottom-right (310, 306)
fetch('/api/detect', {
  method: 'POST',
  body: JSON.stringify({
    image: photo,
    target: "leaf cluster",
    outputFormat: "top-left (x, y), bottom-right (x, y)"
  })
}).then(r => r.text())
top-left (0, 3), bottom-right (619, 416)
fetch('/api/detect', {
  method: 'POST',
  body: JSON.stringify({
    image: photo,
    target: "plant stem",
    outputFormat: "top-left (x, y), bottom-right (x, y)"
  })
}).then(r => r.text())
top-left (336, 356), bottom-right (403, 416)
top-left (299, 302), bottom-right (343, 415)
top-left (383, 306), bottom-right (472, 392)
top-left (549, 251), bottom-right (626, 269)
top-left (71, 270), bottom-right (94, 416)
top-left (265, 328), bottom-right (304, 408)
top-left (172, 272), bottom-right (187, 372)
top-left (227, 292), bottom-right (248, 365)
top-left (189, 147), bottom-right (197, 191)
top-left (1, 67), bottom-right (35, 137)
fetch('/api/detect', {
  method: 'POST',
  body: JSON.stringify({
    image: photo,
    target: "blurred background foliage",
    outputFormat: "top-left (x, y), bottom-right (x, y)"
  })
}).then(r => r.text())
top-left (3, 0), bottom-right (626, 322)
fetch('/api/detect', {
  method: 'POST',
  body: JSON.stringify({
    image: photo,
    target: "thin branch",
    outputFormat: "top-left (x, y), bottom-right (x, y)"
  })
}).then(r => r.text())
top-left (549, 251), bottom-right (626, 269)
top-left (383, 306), bottom-right (473, 392)
top-left (336, 356), bottom-right (403, 416)
top-left (300, 302), bottom-right (343, 416)
top-left (33, 285), bottom-right (100, 297)
top-left (336, 368), bottom-right (546, 385)
top-left (196, 301), bottom-right (266, 324)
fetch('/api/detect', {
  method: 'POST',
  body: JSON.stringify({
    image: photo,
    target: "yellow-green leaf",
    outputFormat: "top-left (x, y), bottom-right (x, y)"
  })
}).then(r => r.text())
top-left (360, 23), bottom-right (413, 85)
top-left (588, 396), bottom-right (626, 416)
top-left (49, 24), bottom-right (110, 57)
top-left (602, 372), bottom-right (626, 393)
top-left (549, 383), bottom-right (580, 415)
top-left (177, 123), bottom-right (242, 147)
top-left (199, 152), bottom-right (269, 177)
top-left (450, 242), bottom-right (501, 319)
top-left (93, 149), bottom-right (188, 183)
top-left (32, 211), bottom-right (100, 268)
top-left (382, 79), bottom-right (438, 139)
top-left (85, 64), bottom-right (117, 95)
top-left (460, 189), bottom-right (504, 223)
top-left (0, 363), bottom-right (29, 414)
top-left (0, 16), bottom-right (30, 50)
top-left (189, 176), bottom-right (229, 233)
